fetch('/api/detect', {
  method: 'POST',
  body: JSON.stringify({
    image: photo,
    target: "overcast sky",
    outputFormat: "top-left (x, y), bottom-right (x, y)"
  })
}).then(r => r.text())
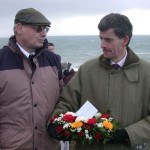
top-left (1, 0), bottom-right (150, 37)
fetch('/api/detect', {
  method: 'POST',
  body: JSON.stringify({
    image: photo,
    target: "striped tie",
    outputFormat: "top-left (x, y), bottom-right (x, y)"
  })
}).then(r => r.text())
top-left (112, 64), bottom-right (120, 70)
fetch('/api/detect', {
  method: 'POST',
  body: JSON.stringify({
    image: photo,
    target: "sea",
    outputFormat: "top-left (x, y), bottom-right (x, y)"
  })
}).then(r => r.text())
top-left (0, 35), bottom-right (150, 69)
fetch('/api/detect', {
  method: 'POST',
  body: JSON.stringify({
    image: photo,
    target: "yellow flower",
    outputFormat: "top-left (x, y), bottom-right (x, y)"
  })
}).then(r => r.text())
top-left (71, 121), bottom-right (83, 128)
top-left (103, 120), bottom-right (113, 130)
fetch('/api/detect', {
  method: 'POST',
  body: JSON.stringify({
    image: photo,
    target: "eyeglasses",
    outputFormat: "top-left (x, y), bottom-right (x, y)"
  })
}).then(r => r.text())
top-left (25, 24), bottom-right (49, 33)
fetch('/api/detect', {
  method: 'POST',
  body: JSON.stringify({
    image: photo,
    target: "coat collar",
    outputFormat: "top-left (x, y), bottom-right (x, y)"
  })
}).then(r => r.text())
top-left (8, 35), bottom-right (48, 58)
top-left (99, 47), bottom-right (139, 83)
top-left (99, 47), bottom-right (139, 69)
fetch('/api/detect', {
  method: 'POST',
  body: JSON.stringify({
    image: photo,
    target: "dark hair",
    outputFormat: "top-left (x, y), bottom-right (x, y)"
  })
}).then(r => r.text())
top-left (48, 42), bottom-right (54, 46)
top-left (98, 13), bottom-right (133, 45)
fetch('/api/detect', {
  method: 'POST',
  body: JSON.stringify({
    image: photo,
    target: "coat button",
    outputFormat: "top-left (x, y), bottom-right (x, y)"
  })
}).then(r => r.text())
top-left (34, 104), bottom-right (37, 107)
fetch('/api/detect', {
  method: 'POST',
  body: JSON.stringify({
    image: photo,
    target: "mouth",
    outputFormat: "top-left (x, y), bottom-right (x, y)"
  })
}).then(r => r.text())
top-left (103, 49), bottom-right (113, 57)
top-left (103, 49), bottom-right (112, 53)
top-left (38, 39), bottom-right (45, 43)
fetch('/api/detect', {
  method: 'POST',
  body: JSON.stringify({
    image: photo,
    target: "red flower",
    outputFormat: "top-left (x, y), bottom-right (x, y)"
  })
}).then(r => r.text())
top-left (87, 118), bottom-right (97, 125)
top-left (56, 125), bottom-right (63, 133)
top-left (49, 114), bottom-right (59, 123)
top-left (78, 131), bottom-right (85, 137)
top-left (83, 124), bottom-right (91, 130)
top-left (64, 130), bottom-right (71, 137)
top-left (95, 132), bottom-right (103, 140)
top-left (48, 111), bottom-right (120, 145)
top-left (63, 114), bottom-right (76, 122)
top-left (100, 113), bottom-right (110, 118)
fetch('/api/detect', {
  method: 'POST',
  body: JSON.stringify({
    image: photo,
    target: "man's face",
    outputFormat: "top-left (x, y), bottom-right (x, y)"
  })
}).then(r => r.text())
top-left (48, 45), bottom-right (55, 53)
top-left (99, 28), bottom-right (128, 62)
top-left (16, 23), bottom-right (49, 52)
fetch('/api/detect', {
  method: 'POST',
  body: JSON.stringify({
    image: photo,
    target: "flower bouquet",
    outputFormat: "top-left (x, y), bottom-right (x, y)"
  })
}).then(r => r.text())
top-left (48, 111), bottom-right (120, 145)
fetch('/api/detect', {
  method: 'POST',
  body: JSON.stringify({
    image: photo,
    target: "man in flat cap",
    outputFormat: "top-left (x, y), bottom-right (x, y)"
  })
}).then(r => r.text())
top-left (0, 8), bottom-right (63, 150)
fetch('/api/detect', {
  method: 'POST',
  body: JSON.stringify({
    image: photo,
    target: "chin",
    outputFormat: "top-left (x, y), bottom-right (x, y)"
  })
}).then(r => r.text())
top-left (37, 43), bottom-right (44, 48)
top-left (103, 54), bottom-right (112, 59)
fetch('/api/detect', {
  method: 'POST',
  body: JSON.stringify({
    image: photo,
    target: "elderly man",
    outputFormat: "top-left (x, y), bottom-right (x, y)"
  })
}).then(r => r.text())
top-left (0, 8), bottom-right (63, 150)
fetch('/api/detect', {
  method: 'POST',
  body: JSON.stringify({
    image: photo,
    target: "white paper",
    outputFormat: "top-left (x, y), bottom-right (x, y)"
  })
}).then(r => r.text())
top-left (76, 100), bottom-right (98, 118)
top-left (60, 141), bottom-right (69, 150)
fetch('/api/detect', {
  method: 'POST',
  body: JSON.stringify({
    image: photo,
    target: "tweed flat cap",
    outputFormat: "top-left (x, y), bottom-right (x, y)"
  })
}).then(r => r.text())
top-left (15, 8), bottom-right (51, 26)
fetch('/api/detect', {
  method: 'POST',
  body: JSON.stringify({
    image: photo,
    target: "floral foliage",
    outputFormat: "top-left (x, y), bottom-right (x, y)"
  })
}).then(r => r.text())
top-left (49, 111), bottom-right (120, 145)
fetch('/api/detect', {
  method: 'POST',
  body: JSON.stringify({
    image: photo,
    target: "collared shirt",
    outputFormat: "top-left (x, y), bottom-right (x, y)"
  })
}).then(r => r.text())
top-left (111, 50), bottom-right (127, 67)
top-left (17, 43), bottom-right (35, 58)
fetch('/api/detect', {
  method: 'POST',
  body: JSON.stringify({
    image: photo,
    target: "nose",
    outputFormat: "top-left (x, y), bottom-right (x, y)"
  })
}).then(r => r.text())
top-left (40, 30), bottom-right (47, 37)
top-left (40, 26), bottom-right (49, 36)
top-left (100, 39), bottom-right (107, 48)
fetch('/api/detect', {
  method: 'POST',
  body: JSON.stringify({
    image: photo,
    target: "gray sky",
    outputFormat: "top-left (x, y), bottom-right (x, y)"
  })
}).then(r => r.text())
top-left (1, 0), bottom-right (150, 37)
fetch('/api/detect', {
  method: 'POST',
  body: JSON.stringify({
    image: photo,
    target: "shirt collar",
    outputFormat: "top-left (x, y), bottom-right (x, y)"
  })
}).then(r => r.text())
top-left (111, 51), bottom-right (127, 67)
top-left (17, 43), bottom-right (35, 58)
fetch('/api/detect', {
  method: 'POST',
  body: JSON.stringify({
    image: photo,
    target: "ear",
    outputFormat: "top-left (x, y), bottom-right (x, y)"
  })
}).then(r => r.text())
top-left (122, 35), bottom-right (129, 47)
top-left (15, 23), bottom-right (24, 34)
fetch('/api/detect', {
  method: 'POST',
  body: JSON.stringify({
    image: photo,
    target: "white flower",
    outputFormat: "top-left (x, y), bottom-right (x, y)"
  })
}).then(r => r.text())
top-left (75, 116), bottom-right (88, 122)
top-left (60, 113), bottom-right (64, 117)
top-left (85, 133), bottom-right (92, 140)
top-left (54, 116), bottom-right (63, 122)
top-left (94, 112), bottom-right (102, 118)
top-left (76, 127), bottom-right (82, 132)
top-left (65, 112), bottom-right (76, 116)
top-left (70, 128), bottom-right (76, 132)
top-left (108, 117), bottom-right (113, 122)
top-left (85, 130), bottom-right (89, 134)
top-left (97, 122), bottom-right (103, 128)
top-left (63, 123), bottom-right (71, 129)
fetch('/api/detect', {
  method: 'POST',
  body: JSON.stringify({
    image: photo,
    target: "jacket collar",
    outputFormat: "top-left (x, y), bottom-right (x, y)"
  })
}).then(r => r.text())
top-left (8, 35), bottom-right (48, 58)
top-left (99, 47), bottom-right (139, 83)
top-left (99, 47), bottom-right (139, 69)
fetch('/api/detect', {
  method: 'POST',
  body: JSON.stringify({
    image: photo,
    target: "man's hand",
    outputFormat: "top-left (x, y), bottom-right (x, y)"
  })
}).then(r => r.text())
top-left (47, 123), bottom-right (71, 141)
top-left (109, 129), bottom-right (130, 145)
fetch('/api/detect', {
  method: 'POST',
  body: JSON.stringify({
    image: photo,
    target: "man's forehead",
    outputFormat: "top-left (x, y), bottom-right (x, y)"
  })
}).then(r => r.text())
top-left (99, 29), bottom-right (116, 39)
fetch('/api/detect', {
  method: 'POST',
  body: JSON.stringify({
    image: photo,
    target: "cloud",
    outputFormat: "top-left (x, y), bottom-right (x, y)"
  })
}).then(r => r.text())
top-left (1, 0), bottom-right (150, 37)
top-left (1, 0), bottom-right (150, 17)
top-left (123, 9), bottom-right (150, 35)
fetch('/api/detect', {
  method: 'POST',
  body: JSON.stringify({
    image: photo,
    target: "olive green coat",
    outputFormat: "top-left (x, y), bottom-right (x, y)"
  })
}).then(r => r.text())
top-left (52, 48), bottom-right (150, 150)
